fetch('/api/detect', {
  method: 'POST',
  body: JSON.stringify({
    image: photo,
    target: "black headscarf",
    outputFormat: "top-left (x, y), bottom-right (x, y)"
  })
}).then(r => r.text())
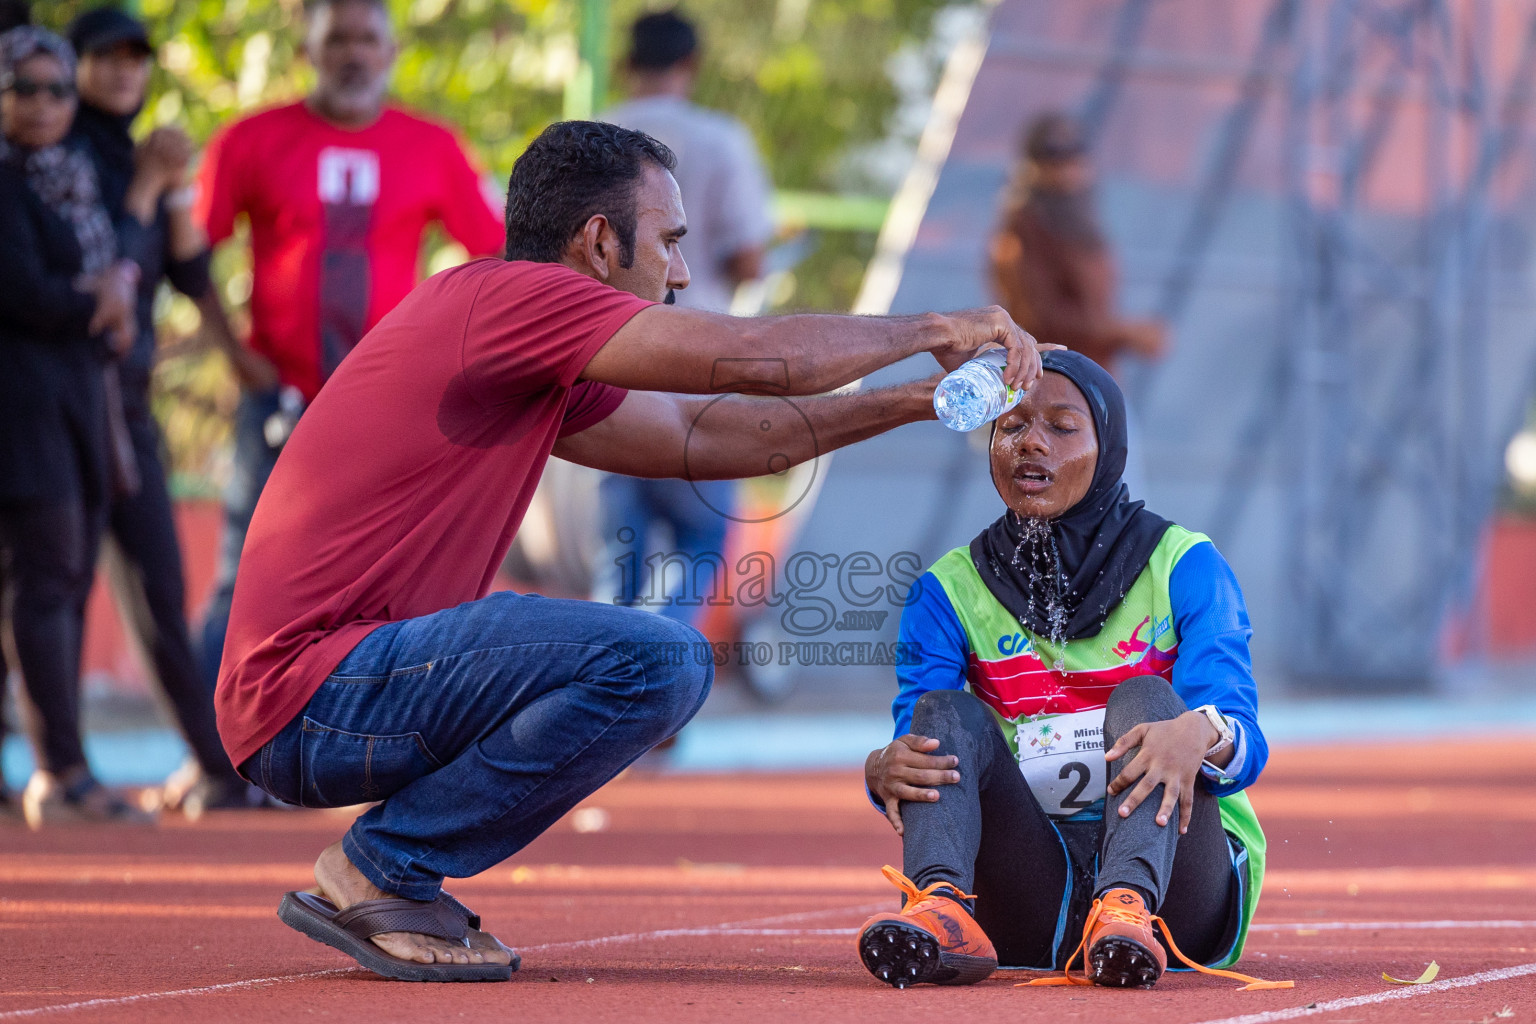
top-left (0, 27), bottom-right (116, 277)
top-left (969, 349), bottom-right (1170, 641)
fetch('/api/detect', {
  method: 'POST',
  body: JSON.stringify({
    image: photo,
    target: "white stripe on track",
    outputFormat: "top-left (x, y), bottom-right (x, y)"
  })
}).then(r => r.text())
top-left (1251, 919), bottom-right (1536, 932)
top-left (516, 902), bottom-right (882, 952)
top-left (0, 970), bottom-right (361, 1020)
top-left (0, 902), bottom-right (883, 1018)
top-left (1188, 961), bottom-right (1536, 1024)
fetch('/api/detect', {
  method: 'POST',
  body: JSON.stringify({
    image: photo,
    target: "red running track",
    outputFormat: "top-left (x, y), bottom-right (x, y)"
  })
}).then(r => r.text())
top-left (2, 738), bottom-right (1534, 1023)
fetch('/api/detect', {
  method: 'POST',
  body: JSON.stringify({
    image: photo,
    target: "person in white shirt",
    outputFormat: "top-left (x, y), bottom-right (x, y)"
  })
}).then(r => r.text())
top-left (597, 9), bottom-right (774, 626)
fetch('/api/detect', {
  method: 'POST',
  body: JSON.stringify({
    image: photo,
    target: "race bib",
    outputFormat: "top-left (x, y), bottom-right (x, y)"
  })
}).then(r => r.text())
top-left (1014, 708), bottom-right (1107, 818)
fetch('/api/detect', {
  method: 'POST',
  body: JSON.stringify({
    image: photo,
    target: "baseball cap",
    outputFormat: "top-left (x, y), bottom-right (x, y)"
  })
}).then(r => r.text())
top-left (67, 7), bottom-right (152, 58)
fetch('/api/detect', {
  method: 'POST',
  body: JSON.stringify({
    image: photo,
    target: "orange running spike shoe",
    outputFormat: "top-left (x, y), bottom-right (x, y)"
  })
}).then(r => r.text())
top-left (1020, 889), bottom-right (1293, 992)
top-left (1086, 887), bottom-right (1167, 988)
top-left (856, 866), bottom-right (997, 988)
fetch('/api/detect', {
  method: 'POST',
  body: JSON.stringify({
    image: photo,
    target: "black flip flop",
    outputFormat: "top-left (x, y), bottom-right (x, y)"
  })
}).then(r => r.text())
top-left (278, 889), bottom-right (518, 982)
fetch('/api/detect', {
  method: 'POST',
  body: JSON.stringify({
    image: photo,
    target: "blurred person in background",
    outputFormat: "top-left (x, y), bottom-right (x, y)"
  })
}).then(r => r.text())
top-left (191, 0), bottom-right (505, 696)
top-left (0, 0), bottom-right (25, 822)
top-left (67, 7), bottom-right (256, 815)
top-left (596, 8), bottom-right (774, 627)
top-left (989, 113), bottom-right (1165, 494)
top-left (0, 25), bottom-right (146, 825)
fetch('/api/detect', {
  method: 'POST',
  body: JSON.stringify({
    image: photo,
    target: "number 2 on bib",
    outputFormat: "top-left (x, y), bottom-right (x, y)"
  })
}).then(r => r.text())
top-left (1014, 708), bottom-right (1108, 818)
top-left (1058, 761), bottom-right (1095, 809)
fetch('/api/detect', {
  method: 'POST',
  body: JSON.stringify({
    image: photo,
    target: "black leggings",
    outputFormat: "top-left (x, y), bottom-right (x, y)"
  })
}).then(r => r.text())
top-left (0, 496), bottom-right (98, 774)
top-left (102, 403), bottom-right (233, 778)
top-left (0, 406), bottom-right (234, 782)
top-left (899, 678), bottom-right (1239, 968)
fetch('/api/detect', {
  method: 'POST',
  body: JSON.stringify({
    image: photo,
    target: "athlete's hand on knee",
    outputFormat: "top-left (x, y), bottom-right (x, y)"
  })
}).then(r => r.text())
top-left (1104, 713), bottom-right (1215, 834)
top-left (864, 734), bottom-right (961, 836)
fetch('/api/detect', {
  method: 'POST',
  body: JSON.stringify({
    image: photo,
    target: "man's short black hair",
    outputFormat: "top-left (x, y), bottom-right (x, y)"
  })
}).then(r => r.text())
top-left (504, 120), bottom-right (677, 267)
top-left (628, 9), bottom-right (697, 71)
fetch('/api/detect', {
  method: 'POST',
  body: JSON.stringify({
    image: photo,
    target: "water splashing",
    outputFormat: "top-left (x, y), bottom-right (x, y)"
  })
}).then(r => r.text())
top-left (1010, 512), bottom-right (1071, 679)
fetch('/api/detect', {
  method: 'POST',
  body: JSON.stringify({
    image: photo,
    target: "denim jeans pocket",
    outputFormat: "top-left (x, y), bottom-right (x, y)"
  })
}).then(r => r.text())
top-left (298, 717), bottom-right (443, 808)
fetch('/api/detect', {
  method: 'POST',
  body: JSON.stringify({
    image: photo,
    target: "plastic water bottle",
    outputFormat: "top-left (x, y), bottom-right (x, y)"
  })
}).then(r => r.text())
top-left (933, 350), bottom-right (1024, 431)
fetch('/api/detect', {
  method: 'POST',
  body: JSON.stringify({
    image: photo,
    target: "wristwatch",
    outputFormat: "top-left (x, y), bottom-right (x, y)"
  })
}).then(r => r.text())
top-left (163, 186), bottom-right (196, 212)
top-left (1191, 704), bottom-right (1234, 759)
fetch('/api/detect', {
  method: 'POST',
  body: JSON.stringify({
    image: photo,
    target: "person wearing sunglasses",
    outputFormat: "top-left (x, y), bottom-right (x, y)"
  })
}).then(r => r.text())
top-left (0, 26), bottom-right (145, 826)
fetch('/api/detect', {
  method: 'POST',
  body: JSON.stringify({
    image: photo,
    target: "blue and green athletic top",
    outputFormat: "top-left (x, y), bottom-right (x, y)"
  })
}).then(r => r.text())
top-left (885, 525), bottom-right (1270, 966)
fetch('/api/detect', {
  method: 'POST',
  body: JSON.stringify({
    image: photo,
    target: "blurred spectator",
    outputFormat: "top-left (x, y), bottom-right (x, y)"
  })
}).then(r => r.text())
top-left (0, 26), bottom-right (147, 825)
top-left (989, 112), bottom-right (1166, 496)
top-left (67, 7), bottom-right (256, 815)
top-left (191, 0), bottom-right (505, 694)
top-left (0, 0), bottom-right (24, 820)
top-left (597, 8), bottom-right (773, 625)
top-left (989, 112), bottom-right (1166, 379)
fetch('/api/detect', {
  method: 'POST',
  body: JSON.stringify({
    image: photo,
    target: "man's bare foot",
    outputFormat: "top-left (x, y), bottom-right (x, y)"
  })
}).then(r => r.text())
top-left (312, 841), bottom-right (514, 966)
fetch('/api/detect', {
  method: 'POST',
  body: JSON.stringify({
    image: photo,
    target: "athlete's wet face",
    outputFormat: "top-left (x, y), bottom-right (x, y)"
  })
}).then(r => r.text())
top-left (990, 371), bottom-right (1098, 520)
top-left (306, 0), bottom-right (395, 126)
top-left (604, 162), bottom-right (690, 303)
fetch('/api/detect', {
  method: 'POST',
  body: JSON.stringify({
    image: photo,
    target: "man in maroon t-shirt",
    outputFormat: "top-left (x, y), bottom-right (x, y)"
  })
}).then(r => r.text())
top-left (225, 121), bottom-right (1045, 981)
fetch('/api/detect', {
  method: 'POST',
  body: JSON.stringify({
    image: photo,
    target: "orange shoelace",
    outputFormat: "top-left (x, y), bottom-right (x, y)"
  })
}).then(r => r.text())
top-left (880, 865), bottom-right (978, 910)
top-left (1016, 896), bottom-right (1293, 991)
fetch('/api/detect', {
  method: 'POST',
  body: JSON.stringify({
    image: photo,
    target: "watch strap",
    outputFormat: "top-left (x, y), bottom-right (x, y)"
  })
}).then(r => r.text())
top-left (1193, 704), bottom-right (1233, 758)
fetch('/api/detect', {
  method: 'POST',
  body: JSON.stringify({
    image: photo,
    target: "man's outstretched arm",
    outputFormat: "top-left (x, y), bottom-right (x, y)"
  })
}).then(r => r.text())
top-left (581, 304), bottom-right (1042, 397)
top-left (552, 377), bottom-right (939, 480)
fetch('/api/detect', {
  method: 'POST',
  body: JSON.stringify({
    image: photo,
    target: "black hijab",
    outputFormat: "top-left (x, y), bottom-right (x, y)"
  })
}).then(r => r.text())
top-left (969, 350), bottom-right (1170, 642)
top-left (0, 27), bottom-right (117, 276)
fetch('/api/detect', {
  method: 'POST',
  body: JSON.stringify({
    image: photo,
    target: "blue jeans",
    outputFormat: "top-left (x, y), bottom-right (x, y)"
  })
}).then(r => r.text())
top-left (246, 590), bottom-right (713, 900)
top-left (598, 474), bottom-right (732, 627)
top-left (198, 389), bottom-right (283, 691)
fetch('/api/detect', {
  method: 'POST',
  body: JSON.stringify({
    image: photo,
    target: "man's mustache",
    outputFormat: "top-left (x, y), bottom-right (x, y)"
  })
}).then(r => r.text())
top-left (664, 289), bottom-right (676, 305)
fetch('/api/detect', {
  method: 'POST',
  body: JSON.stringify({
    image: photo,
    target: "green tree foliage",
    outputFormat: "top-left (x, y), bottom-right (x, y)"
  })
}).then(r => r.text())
top-left (34, 0), bottom-right (949, 488)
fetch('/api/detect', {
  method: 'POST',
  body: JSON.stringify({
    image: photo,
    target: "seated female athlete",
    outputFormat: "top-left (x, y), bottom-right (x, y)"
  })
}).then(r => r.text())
top-left (858, 350), bottom-right (1286, 991)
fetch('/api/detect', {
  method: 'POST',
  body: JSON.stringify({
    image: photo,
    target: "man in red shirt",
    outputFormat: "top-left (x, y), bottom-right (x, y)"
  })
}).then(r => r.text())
top-left (224, 121), bottom-right (1045, 981)
top-left (191, 0), bottom-right (503, 693)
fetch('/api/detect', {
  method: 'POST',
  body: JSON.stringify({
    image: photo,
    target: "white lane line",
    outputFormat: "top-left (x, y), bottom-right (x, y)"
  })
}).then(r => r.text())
top-left (0, 970), bottom-right (361, 1020)
top-left (534, 918), bottom-right (1536, 943)
top-left (585, 927), bottom-right (859, 938)
top-left (1251, 919), bottom-right (1536, 932)
top-left (529, 918), bottom-right (1536, 942)
top-left (1188, 961), bottom-right (1536, 1024)
top-left (517, 902), bottom-right (883, 952)
top-left (0, 902), bottom-right (883, 1018)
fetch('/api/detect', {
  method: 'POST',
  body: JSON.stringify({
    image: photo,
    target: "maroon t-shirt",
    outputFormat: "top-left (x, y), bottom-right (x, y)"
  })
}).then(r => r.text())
top-left (215, 259), bottom-right (649, 767)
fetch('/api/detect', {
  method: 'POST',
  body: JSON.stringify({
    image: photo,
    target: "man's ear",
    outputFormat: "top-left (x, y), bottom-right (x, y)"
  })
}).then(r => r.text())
top-left (580, 215), bottom-right (619, 281)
